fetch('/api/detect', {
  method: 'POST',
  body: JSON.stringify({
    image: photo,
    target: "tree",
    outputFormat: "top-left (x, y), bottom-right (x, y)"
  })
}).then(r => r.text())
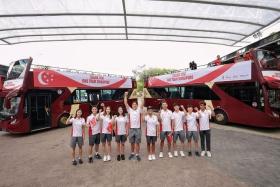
top-left (136, 68), bottom-right (174, 91)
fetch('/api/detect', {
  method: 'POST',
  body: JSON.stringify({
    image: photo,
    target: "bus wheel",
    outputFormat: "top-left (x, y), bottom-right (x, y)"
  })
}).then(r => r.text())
top-left (58, 113), bottom-right (70, 128)
top-left (214, 110), bottom-right (228, 125)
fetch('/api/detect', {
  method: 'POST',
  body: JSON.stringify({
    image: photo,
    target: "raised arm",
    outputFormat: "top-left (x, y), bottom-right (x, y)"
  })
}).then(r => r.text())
top-left (66, 114), bottom-right (73, 125)
top-left (124, 91), bottom-right (130, 110)
top-left (180, 105), bottom-right (187, 115)
top-left (139, 91), bottom-right (145, 110)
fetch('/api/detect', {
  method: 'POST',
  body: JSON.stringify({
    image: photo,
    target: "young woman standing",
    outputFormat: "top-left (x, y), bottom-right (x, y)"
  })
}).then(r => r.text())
top-left (113, 106), bottom-right (128, 161)
top-left (66, 109), bottom-right (86, 165)
top-left (97, 106), bottom-right (114, 162)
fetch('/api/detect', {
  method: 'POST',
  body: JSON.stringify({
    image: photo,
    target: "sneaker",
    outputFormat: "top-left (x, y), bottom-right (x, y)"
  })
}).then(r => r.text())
top-left (148, 155), bottom-right (152, 161)
top-left (168, 152), bottom-right (173, 158)
top-left (206, 151), bottom-right (212, 158)
top-left (128, 154), bottom-right (135, 160)
top-left (174, 151), bottom-right (178, 157)
top-left (72, 160), bottom-right (77, 166)
top-left (188, 152), bottom-right (192, 157)
top-left (201, 151), bottom-right (206, 157)
top-left (180, 151), bottom-right (185, 157)
top-left (121, 154), bottom-right (125, 160)
top-left (107, 155), bottom-right (111, 161)
top-left (159, 152), bottom-right (163, 158)
top-left (103, 155), bottom-right (107, 162)
top-left (117, 155), bottom-right (121, 161)
top-left (95, 153), bottom-right (102, 160)
top-left (78, 158), bottom-right (83, 164)
top-left (152, 154), bottom-right (156, 160)
top-left (136, 155), bottom-right (141, 161)
top-left (88, 157), bottom-right (93, 163)
top-left (195, 151), bottom-right (200, 157)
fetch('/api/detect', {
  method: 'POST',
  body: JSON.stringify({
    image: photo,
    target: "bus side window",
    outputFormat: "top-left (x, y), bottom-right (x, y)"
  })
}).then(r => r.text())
top-left (73, 89), bottom-right (88, 103)
top-left (101, 90), bottom-right (116, 100)
top-left (168, 87), bottom-right (181, 99)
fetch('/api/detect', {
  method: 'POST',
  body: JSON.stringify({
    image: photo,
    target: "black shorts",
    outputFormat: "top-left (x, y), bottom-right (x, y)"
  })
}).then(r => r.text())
top-left (146, 136), bottom-right (157, 144)
top-left (89, 133), bottom-right (100, 145)
top-left (115, 135), bottom-right (127, 143)
top-left (100, 133), bottom-right (112, 143)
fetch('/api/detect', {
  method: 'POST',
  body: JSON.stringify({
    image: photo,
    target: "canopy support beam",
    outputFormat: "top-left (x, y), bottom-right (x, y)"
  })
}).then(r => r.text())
top-left (122, 0), bottom-right (128, 39)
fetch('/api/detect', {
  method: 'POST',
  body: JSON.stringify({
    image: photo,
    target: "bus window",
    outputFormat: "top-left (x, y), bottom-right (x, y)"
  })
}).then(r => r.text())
top-left (100, 90), bottom-right (116, 100)
top-left (73, 89), bottom-right (88, 103)
top-left (147, 88), bottom-right (167, 98)
top-left (218, 82), bottom-right (263, 110)
top-left (268, 89), bottom-right (280, 111)
top-left (256, 50), bottom-right (280, 70)
top-left (181, 86), bottom-right (219, 100)
top-left (168, 87), bottom-right (181, 99)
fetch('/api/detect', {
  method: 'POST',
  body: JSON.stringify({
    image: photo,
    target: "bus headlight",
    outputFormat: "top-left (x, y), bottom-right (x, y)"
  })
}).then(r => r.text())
top-left (272, 112), bottom-right (279, 118)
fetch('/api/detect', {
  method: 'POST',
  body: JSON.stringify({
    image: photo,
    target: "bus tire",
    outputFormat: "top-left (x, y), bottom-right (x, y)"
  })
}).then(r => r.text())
top-left (214, 109), bottom-right (228, 125)
top-left (58, 113), bottom-right (70, 128)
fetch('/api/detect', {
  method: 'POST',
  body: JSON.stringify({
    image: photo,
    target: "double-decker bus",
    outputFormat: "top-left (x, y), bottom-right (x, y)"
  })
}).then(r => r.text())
top-left (0, 64), bottom-right (8, 91)
top-left (145, 49), bottom-right (280, 128)
top-left (0, 58), bottom-right (136, 133)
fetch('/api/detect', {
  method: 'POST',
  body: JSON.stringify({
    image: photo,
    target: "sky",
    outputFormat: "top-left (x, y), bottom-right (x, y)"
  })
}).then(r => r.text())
top-left (0, 22), bottom-right (279, 76)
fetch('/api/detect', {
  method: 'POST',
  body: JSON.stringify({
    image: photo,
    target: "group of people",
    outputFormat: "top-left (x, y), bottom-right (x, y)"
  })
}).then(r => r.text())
top-left (67, 92), bottom-right (214, 165)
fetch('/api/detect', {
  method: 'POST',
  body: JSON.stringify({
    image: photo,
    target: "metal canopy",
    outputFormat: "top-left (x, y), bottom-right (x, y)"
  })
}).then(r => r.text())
top-left (0, 0), bottom-right (280, 46)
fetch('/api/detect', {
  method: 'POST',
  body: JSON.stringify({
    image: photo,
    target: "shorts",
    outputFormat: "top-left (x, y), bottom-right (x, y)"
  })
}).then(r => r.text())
top-left (115, 135), bottom-right (127, 143)
top-left (89, 133), bottom-right (101, 145)
top-left (129, 128), bottom-right (141, 144)
top-left (186, 131), bottom-right (199, 142)
top-left (70, 137), bottom-right (83, 149)
top-left (160, 131), bottom-right (172, 141)
top-left (173, 130), bottom-right (186, 142)
top-left (100, 133), bottom-right (112, 143)
top-left (146, 136), bottom-right (157, 144)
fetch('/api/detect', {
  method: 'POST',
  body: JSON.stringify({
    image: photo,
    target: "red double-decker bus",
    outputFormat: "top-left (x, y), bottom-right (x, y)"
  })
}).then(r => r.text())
top-left (145, 49), bottom-right (280, 128)
top-left (0, 58), bottom-right (136, 133)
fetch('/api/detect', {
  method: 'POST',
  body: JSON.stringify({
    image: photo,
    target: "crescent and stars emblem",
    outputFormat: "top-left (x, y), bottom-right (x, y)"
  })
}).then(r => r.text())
top-left (38, 71), bottom-right (54, 85)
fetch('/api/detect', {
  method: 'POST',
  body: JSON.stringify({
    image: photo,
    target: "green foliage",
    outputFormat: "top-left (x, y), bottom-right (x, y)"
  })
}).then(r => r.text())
top-left (136, 67), bottom-right (174, 91)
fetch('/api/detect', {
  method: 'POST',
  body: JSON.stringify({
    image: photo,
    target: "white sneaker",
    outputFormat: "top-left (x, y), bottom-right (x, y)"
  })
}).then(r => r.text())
top-left (107, 155), bottom-right (111, 161)
top-left (174, 151), bottom-right (178, 157)
top-left (201, 151), bottom-right (206, 157)
top-left (152, 154), bottom-right (156, 160)
top-left (103, 155), bottom-right (107, 162)
top-left (148, 155), bottom-right (152, 161)
top-left (206, 151), bottom-right (212, 158)
top-left (168, 152), bottom-right (173, 158)
top-left (159, 152), bottom-right (163, 158)
top-left (180, 151), bottom-right (185, 157)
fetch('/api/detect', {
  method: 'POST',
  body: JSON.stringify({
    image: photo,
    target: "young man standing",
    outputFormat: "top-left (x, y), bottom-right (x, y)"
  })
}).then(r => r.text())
top-left (86, 106), bottom-right (102, 163)
top-left (158, 101), bottom-right (173, 158)
top-left (172, 104), bottom-right (186, 157)
top-left (124, 91), bottom-right (144, 161)
top-left (198, 101), bottom-right (215, 157)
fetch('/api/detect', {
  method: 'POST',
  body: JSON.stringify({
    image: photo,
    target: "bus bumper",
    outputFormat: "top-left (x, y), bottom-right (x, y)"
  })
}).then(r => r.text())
top-left (0, 118), bottom-right (29, 133)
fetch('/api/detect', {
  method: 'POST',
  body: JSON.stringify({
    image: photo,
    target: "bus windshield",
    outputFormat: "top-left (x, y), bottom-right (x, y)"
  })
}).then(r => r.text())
top-left (268, 89), bottom-right (280, 110)
top-left (0, 97), bottom-right (21, 120)
top-left (6, 60), bottom-right (29, 80)
top-left (256, 50), bottom-right (280, 70)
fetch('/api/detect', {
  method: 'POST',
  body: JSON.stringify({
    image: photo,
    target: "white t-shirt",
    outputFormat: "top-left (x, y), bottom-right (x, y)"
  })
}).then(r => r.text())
top-left (172, 111), bottom-right (185, 132)
top-left (144, 115), bottom-right (159, 136)
top-left (186, 112), bottom-right (198, 131)
top-left (115, 115), bottom-right (128, 135)
top-left (160, 109), bottom-right (173, 132)
top-left (100, 115), bottom-right (113, 134)
top-left (86, 114), bottom-right (100, 135)
top-left (70, 117), bottom-right (85, 137)
top-left (199, 110), bottom-right (212, 131)
top-left (127, 107), bottom-right (143, 129)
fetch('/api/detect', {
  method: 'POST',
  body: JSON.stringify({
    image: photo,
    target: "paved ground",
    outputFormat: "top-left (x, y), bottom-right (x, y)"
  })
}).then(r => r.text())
top-left (0, 123), bottom-right (279, 187)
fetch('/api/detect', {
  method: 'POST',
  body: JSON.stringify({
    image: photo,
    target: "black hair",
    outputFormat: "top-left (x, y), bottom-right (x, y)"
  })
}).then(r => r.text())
top-left (199, 101), bottom-right (206, 106)
top-left (103, 106), bottom-right (112, 119)
top-left (117, 106), bottom-right (125, 117)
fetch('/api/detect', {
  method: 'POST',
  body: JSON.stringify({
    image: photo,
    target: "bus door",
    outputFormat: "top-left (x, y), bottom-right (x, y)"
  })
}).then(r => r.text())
top-left (28, 93), bottom-right (51, 131)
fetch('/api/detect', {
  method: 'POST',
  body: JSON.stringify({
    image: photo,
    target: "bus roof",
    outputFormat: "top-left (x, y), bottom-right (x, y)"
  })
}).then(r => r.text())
top-left (147, 61), bottom-right (252, 87)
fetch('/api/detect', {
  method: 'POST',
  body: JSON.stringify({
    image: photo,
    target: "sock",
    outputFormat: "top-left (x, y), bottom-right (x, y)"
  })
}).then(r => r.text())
top-left (89, 155), bottom-right (92, 158)
top-left (95, 152), bottom-right (99, 155)
top-left (72, 159), bottom-right (75, 161)
top-left (131, 152), bottom-right (135, 155)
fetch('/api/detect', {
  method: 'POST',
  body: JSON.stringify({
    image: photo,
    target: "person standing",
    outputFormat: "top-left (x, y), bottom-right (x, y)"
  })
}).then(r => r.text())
top-left (181, 105), bottom-right (200, 157)
top-left (113, 106), bottom-right (129, 161)
top-left (97, 106), bottom-right (114, 162)
top-left (172, 104), bottom-right (186, 157)
top-left (124, 91), bottom-right (144, 161)
top-left (198, 101), bottom-right (215, 157)
top-left (66, 109), bottom-right (86, 165)
top-left (158, 101), bottom-right (173, 158)
top-left (86, 106), bottom-right (102, 163)
top-left (144, 106), bottom-right (160, 161)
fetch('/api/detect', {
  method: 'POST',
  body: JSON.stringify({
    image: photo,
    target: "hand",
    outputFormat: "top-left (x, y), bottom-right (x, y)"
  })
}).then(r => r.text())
top-left (98, 109), bottom-right (103, 113)
top-left (207, 105), bottom-right (213, 110)
top-left (194, 107), bottom-right (199, 112)
top-left (113, 115), bottom-right (117, 119)
top-left (100, 103), bottom-right (105, 107)
top-left (124, 92), bottom-right (128, 97)
top-left (180, 105), bottom-right (185, 109)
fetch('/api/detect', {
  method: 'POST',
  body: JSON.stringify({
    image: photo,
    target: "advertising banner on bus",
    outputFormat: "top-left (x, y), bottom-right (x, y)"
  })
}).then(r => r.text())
top-left (33, 69), bottom-right (132, 89)
top-left (148, 61), bottom-right (252, 87)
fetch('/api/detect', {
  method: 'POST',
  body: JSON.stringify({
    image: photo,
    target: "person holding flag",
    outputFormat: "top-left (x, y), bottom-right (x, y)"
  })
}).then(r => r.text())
top-left (97, 106), bottom-right (114, 162)
top-left (86, 106), bottom-right (102, 163)
top-left (124, 91), bottom-right (144, 161)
